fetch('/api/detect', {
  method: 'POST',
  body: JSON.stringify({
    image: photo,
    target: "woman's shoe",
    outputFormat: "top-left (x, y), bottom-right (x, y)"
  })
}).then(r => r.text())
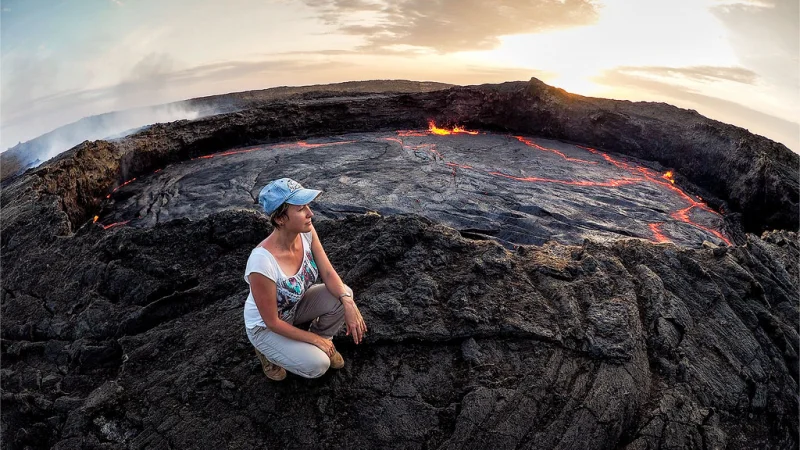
top-left (330, 351), bottom-right (345, 369)
top-left (254, 348), bottom-right (287, 381)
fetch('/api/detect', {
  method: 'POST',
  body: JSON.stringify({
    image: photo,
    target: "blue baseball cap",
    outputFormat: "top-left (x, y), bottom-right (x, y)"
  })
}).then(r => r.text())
top-left (258, 178), bottom-right (322, 215)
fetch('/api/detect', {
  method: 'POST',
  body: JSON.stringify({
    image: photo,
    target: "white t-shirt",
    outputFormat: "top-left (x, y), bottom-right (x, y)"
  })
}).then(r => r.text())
top-left (243, 232), bottom-right (319, 329)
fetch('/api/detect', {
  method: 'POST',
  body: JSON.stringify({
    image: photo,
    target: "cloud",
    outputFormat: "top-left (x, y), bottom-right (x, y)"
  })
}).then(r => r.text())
top-left (1, 53), bottom-right (61, 121)
top-left (441, 65), bottom-right (553, 84)
top-left (711, 0), bottom-right (798, 89)
top-left (303, 0), bottom-right (600, 53)
top-left (616, 65), bottom-right (758, 84)
top-left (172, 58), bottom-right (336, 81)
top-left (0, 57), bottom-right (342, 150)
top-left (2, 102), bottom-right (207, 172)
top-left (275, 49), bottom-right (361, 56)
top-left (595, 67), bottom-right (799, 152)
top-left (712, 0), bottom-right (775, 6)
top-left (113, 52), bottom-right (176, 109)
top-left (0, 47), bottom-right (549, 152)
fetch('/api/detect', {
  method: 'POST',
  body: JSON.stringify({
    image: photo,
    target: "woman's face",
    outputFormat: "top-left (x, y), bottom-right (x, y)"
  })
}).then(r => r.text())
top-left (281, 203), bottom-right (314, 232)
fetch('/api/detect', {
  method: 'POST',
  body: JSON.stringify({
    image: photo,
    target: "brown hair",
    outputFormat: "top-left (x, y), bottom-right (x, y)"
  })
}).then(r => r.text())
top-left (269, 202), bottom-right (291, 228)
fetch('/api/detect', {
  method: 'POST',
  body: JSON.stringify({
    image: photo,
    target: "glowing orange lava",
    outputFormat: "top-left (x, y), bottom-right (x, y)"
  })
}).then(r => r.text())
top-left (490, 171), bottom-right (642, 187)
top-left (397, 122), bottom-right (479, 136)
top-left (106, 177), bottom-right (137, 199)
top-left (297, 141), bottom-right (355, 149)
top-left (436, 137), bottom-right (730, 245)
top-left (95, 130), bottom-right (731, 246)
top-left (410, 134), bottom-right (730, 245)
top-left (672, 206), bottom-right (693, 222)
top-left (514, 136), bottom-right (597, 164)
top-left (197, 148), bottom-right (259, 159)
top-left (101, 220), bottom-right (130, 230)
top-left (649, 223), bottom-right (670, 243)
top-left (98, 140), bottom-right (356, 230)
top-left (445, 162), bottom-right (474, 170)
top-left (452, 125), bottom-right (479, 135)
top-left (670, 205), bottom-right (730, 245)
top-left (429, 122), bottom-right (450, 136)
top-left (397, 130), bottom-right (428, 137)
top-left (427, 121), bottom-right (479, 135)
top-left (577, 144), bottom-right (731, 246)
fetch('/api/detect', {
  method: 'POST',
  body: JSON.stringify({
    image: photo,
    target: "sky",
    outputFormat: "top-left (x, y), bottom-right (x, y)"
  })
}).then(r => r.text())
top-left (1, 0), bottom-right (798, 152)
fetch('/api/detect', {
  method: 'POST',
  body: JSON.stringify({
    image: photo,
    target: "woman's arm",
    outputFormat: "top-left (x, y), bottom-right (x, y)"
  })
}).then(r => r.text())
top-left (310, 225), bottom-right (348, 300)
top-left (250, 272), bottom-right (335, 356)
top-left (310, 225), bottom-right (368, 344)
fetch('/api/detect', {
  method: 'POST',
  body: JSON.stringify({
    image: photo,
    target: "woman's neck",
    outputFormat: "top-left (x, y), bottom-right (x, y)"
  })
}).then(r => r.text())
top-left (270, 228), bottom-right (299, 252)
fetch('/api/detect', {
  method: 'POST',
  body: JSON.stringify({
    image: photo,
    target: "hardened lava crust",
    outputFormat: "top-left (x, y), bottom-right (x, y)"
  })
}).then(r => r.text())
top-left (1, 79), bottom-right (797, 450)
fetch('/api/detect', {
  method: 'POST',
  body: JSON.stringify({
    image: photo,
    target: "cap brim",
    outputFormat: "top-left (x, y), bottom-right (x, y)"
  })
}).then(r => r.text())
top-left (285, 188), bottom-right (322, 206)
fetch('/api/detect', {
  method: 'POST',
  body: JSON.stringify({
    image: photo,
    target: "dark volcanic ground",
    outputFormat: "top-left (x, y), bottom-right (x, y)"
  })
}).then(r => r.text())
top-left (99, 128), bottom-right (730, 247)
top-left (2, 79), bottom-right (798, 450)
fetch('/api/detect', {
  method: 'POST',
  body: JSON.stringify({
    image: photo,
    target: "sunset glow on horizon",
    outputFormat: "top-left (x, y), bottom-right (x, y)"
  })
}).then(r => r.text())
top-left (1, 0), bottom-right (797, 152)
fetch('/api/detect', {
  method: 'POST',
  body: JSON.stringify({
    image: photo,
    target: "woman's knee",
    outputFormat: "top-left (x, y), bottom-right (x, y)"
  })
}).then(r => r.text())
top-left (297, 353), bottom-right (331, 378)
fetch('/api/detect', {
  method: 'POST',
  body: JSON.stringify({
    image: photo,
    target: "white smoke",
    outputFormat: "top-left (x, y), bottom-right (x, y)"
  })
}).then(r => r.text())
top-left (3, 102), bottom-right (216, 173)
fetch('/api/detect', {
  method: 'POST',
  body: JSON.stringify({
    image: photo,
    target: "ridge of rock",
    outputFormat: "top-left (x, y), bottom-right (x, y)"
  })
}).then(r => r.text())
top-left (5, 78), bottom-right (797, 235)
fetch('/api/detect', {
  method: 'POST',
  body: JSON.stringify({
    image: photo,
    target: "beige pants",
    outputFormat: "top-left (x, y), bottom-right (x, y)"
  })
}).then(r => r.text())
top-left (246, 284), bottom-right (350, 378)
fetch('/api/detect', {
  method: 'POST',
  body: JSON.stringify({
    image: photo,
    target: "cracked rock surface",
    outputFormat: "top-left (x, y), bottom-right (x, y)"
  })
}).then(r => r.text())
top-left (2, 79), bottom-right (798, 449)
top-left (99, 131), bottom-right (731, 247)
top-left (2, 212), bottom-right (797, 449)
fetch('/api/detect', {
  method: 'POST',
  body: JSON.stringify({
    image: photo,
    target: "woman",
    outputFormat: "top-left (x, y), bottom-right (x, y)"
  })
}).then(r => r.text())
top-left (243, 178), bottom-right (368, 380)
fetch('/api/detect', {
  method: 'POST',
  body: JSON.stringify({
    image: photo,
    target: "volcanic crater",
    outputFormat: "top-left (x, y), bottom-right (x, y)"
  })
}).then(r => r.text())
top-left (98, 122), bottom-right (730, 248)
top-left (2, 79), bottom-right (798, 450)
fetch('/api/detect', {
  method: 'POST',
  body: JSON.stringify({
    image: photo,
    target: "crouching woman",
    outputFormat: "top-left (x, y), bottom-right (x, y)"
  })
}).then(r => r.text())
top-left (243, 178), bottom-right (367, 380)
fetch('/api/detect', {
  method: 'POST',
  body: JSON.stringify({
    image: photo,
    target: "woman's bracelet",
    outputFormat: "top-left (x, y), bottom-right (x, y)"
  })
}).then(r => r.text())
top-left (338, 293), bottom-right (353, 302)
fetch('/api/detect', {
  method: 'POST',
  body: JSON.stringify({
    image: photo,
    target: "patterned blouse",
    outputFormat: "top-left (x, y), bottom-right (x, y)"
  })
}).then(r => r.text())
top-left (243, 232), bottom-right (319, 328)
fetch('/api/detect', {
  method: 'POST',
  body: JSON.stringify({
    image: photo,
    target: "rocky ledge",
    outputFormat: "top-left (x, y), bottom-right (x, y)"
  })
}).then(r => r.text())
top-left (1, 79), bottom-right (798, 449)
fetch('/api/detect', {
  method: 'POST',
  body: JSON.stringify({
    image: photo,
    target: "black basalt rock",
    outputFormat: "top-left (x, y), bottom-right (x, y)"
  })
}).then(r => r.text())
top-left (1, 80), bottom-right (797, 449)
